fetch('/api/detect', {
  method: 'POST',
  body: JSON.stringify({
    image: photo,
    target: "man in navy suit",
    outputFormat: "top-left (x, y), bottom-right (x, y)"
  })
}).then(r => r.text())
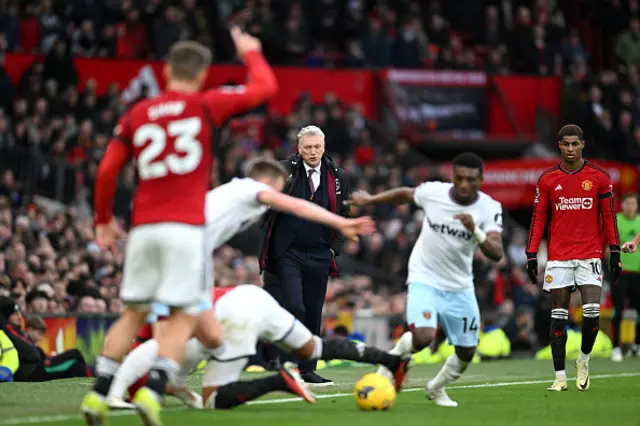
top-left (260, 126), bottom-right (350, 386)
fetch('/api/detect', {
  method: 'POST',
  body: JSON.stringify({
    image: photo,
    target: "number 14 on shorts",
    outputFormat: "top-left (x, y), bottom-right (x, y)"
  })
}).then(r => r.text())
top-left (462, 317), bottom-right (478, 333)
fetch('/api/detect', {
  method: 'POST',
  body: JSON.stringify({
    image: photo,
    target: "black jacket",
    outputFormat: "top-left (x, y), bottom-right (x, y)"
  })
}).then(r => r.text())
top-left (259, 153), bottom-right (350, 276)
top-left (2, 324), bottom-right (42, 381)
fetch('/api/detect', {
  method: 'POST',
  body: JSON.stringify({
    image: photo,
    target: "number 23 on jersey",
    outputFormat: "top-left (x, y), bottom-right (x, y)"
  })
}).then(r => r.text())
top-left (133, 117), bottom-right (204, 180)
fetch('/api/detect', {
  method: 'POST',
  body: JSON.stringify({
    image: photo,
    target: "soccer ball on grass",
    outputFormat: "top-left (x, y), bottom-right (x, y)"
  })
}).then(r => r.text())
top-left (353, 373), bottom-right (396, 411)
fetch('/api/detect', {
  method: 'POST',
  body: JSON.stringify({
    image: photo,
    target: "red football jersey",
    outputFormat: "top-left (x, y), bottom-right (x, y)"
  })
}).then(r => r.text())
top-left (94, 51), bottom-right (277, 227)
top-left (526, 161), bottom-right (620, 261)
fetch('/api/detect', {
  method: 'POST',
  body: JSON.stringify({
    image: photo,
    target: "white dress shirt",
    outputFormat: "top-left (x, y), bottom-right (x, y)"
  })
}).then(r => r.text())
top-left (303, 161), bottom-right (321, 193)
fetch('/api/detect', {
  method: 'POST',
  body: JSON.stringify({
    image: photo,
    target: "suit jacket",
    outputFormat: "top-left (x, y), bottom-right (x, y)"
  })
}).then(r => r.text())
top-left (259, 153), bottom-right (350, 277)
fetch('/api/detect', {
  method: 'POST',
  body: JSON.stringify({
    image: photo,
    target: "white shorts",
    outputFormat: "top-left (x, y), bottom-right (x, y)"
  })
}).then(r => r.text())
top-left (120, 223), bottom-right (209, 312)
top-left (543, 258), bottom-right (603, 291)
top-left (202, 285), bottom-right (312, 387)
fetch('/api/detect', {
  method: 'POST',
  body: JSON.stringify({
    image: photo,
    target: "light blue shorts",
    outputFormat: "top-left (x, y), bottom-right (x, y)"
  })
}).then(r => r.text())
top-left (146, 298), bottom-right (213, 324)
top-left (406, 282), bottom-right (480, 347)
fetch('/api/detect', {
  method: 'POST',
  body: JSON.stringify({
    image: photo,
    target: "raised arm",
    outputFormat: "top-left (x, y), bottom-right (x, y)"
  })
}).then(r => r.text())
top-left (258, 190), bottom-right (374, 240)
top-left (203, 29), bottom-right (278, 126)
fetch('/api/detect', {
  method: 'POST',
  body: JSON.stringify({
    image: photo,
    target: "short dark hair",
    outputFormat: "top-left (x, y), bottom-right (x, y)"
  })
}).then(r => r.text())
top-left (246, 157), bottom-right (288, 181)
top-left (621, 192), bottom-right (638, 203)
top-left (452, 152), bottom-right (484, 172)
top-left (26, 315), bottom-right (46, 332)
top-left (558, 124), bottom-right (583, 140)
top-left (168, 41), bottom-right (212, 81)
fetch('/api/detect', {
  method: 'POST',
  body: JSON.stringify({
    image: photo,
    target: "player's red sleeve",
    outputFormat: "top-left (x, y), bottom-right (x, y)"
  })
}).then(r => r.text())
top-left (598, 173), bottom-right (620, 247)
top-left (526, 175), bottom-right (550, 254)
top-left (94, 140), bottom-right (130, 225)
top-left (203, 51), bottom-right (278, 126)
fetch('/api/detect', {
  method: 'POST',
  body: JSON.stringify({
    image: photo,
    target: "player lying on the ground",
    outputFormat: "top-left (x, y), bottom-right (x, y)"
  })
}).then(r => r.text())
top-left (526, 124), bottom-right (621, 392)
top-left (347, 152), bottom-right (505, 407)
top-left (103, 156), bottom-right (377, 408)
top-left (109, 284), bottom-right (411, 410)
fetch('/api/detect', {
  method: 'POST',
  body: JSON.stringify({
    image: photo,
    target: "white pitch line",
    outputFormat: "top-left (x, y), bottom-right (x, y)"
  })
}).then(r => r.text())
top-left (247, 371), bottom-right (640, 405)
top-left (1, 372), bottom-right (639, 425)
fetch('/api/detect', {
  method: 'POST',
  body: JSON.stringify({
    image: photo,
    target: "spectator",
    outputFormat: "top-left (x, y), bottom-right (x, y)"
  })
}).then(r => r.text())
top-left (43, 39), bottom-right (78, 91)
top-left (615, 18), bottom-right (640, 65)
top-left (361, 18), bottom-right (392, 68)
top-left (154, 6), bottom-right (185, 59)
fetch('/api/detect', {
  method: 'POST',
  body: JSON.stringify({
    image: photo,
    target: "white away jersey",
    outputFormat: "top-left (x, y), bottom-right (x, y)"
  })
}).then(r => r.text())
top-left (204, 178), bottom-right (271, 252)
top-left (408, 181), bottom-right (503, 291)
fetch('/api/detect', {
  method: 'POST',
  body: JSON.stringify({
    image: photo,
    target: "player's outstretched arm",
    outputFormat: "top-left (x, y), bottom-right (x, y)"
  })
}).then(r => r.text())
top-left (257, 190), bottom-right (375, 240)
top-left (345, 188), bottom-right (415, 206)
top-left (205, 28), bottom-right (278, 126)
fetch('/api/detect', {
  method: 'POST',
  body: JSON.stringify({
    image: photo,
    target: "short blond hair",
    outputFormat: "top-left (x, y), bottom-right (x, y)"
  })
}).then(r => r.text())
top-left (297, 125), bottom-right (325, 144)
top-left (246, 157), bottom-right (288, 181)
top-left (168, 41), bottom-right (212, 81)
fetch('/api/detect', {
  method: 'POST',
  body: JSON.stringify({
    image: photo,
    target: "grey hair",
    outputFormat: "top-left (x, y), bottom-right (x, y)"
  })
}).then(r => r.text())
top-left (297, 125), bottom-right (325, 144)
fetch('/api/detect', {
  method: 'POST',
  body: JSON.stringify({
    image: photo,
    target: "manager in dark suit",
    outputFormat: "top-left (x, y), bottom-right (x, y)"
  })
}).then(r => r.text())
top-left (260, 125), bottom-right (350, 386)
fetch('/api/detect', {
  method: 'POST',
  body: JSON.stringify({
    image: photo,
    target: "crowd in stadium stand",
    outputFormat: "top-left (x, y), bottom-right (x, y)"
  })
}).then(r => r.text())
top-left (1, 0), bottom-right (640, 351)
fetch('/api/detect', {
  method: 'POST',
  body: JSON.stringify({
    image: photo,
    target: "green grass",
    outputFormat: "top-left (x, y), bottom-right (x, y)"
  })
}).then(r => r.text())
top-left (1, 358), bottom-right (639, 426)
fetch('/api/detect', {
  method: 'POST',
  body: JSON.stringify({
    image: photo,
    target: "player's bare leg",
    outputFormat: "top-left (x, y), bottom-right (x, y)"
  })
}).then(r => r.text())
top-left (426, 346), bottom-right (474, 407)
top-left (548, 288), bottom-right (571, 391)
top-left (192, 307), bottom-right (224, 350)
top-left (82, 307), bottom-right (148, 425)
top-left (378, 327), bottom-right (434, 381)
top-left (575, 284), bottom-right (601, 390)
top-left (133, 310), bottom-right (198, 426)
top-left (292, 336), bottom-right (412, 391)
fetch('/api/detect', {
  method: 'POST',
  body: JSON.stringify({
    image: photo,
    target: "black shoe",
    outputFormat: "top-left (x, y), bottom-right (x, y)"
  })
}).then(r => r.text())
top-left (301, 371), bottom-right (334, 387)
top-left (266, 358), bottom-right (282, 371)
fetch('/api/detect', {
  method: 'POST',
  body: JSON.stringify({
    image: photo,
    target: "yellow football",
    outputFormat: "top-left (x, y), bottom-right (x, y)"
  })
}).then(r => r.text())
top-left (353, 373), bottom-right (396, 411)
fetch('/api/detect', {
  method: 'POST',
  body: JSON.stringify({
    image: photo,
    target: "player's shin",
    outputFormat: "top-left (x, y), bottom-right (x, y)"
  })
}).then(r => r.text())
top-left (389, 331), bottom-right (416, 356)
top-left (93, 308), bottom-right (147, 397)
top-left (549, 308), bottom-right (569, 376)
top-left (429, 352), bottom-right (471, 390)
top-left (314, 337), bottom-right (403, 370)
top-left (144, 311), bottom-right (198, 399)
top-left (108, 339), bottom-right (159, 401)
top-left (205, 375), bottom-right (290, 409)
top-left (580, 303), bottom-right (600, 360)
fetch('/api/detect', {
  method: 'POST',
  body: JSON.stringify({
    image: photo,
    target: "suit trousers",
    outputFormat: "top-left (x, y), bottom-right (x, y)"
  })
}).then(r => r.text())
top-left (263, 247), bottom-right (332, 373)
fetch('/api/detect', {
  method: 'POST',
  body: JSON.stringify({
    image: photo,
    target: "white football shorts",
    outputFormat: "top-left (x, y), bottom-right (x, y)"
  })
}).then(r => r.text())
top-left (120, 223), bottom-right (210, 313)
top-left (202, 285), bottom-right (312, 387)
top-left (543, 258), bottom-right (603, 292)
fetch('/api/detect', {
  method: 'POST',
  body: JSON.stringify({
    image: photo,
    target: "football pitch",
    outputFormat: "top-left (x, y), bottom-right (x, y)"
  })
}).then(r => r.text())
top-left (1, 358), bottom-right (639, 426)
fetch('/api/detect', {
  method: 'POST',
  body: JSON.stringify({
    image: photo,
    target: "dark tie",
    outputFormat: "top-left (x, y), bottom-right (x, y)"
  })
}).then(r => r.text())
top-left (308, 169), bottom-right (316, 194)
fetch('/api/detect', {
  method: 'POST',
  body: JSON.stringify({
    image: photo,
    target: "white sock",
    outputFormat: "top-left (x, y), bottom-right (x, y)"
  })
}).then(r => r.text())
top-left (173, 338), bottom-right (208, 386)
top-left (389, 331), bottom-right (415, 356)
top-left (578, 351), bottom-right (590, 362)
top-left (556, 370), bottom-right (566, 378)
top-left (107, 339), bottom-right (159, 400)
top-left (430, 353), bottom-right (469, 389)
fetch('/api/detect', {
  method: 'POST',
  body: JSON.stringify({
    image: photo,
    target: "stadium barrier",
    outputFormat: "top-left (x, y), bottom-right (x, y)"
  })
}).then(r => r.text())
top-left (32, 312), bottom-right (393, 369)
